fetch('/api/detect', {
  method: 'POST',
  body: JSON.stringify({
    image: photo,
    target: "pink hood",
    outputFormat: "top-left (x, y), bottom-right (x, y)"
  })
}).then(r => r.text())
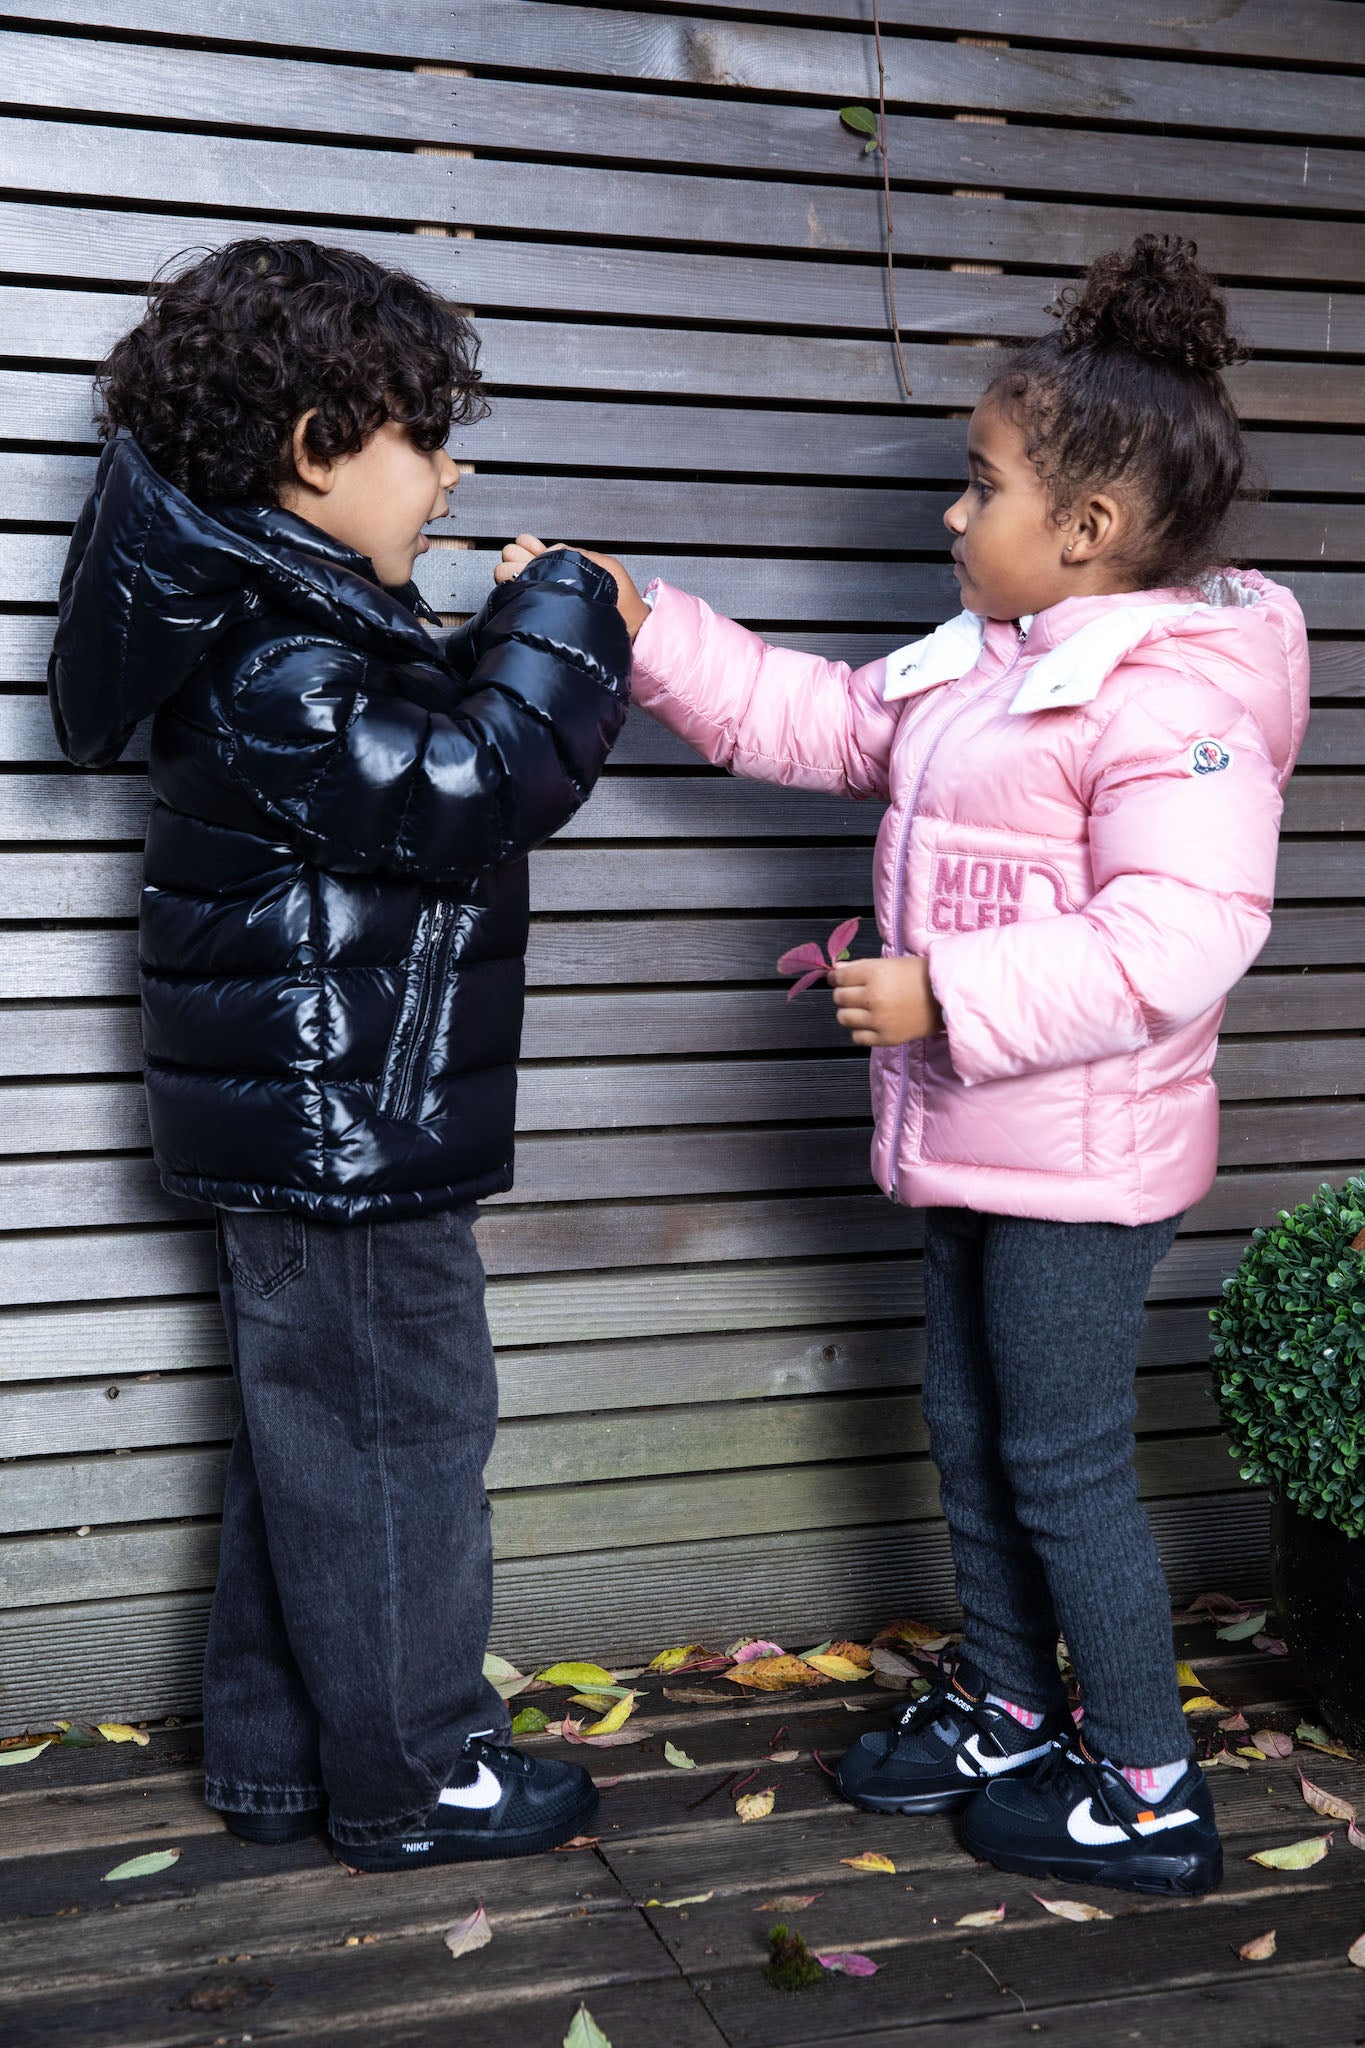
top-left (631, 571), bottom-right (1309, 1224)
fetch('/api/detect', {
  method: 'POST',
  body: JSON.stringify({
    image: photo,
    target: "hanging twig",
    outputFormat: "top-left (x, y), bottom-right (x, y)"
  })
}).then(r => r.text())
top-left (870, 0), bottom-right (911, 399)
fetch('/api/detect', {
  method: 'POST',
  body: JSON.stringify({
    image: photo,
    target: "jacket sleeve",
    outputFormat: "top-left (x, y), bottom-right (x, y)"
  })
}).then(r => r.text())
top-left (629, 580), bottom-right (899, 800)
top-left (925, 676), bottom-right (1284, 1085)
top-left (223, 548), bottom-right (631, 880)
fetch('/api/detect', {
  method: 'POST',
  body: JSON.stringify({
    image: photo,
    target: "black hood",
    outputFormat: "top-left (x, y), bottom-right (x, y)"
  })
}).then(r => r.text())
top-left (48, 435), bottom-right (440, 767)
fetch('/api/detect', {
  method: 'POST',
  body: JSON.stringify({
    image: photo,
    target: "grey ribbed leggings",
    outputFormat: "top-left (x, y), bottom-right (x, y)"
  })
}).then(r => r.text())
top-left (920, 1205), bottom-right (1191, 1766)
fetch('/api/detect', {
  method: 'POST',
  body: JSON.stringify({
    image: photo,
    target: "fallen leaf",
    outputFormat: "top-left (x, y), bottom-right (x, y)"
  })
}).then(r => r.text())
top-left (511, 1706), bottom-right (551, 1737)
top-left (1183, 1695), bottom-right (1229, 1715)
top-left (1297, 1770), bottom-right (1357, 1822)
top-left (663, 1741), bottom-right (696, 1770)
top-left (57, 1725), bottom-right (100, 1747)
top-left (874, 1618), bottom-right (950, 1652)
top-left (1215, 1610), bottom-right (1268, 1642)
top-left (646, 1891), bottom-right (714, 1907)
top-left (769, 1749), bottom-right (800, 1764)
top-left (1205, 1749), bottom-right (1251, 1770)
top-left (1252, 1634), bottom-right (1289, 1656)
top-left (102, 1849), bottom-right (182, 1882)
top-left (956, 1904), bottom-right (1005, 1928)
top-left (804, 1653), bottom-right (873, 1683)
top-left (646, 1644), bottom-right (705, 1672)
top-left (1248, 1833), bottom-right (1333, 1869)
top-left (758, 1893), bottom-right (824, 1911)
top-left (724, 1655), bottom-right (829, 1692)
top-left (869, 1647), bottom-right (918, 1683)
top-left (1239, 1929), bottom-right (1277, 1961)
top-left (817, 1950), bottom-right (879, 1976)
top-left (551, 1715), bottom-right (584, 1742)
top-left (482, 1653), bottom-right (536, 1700)
top-left (581, 1692), bottom-right (637, 1738)
top-left (1297, 1723), bottom-right (1352, 1759)
top-left (729, 1639), bottom-right (786, 1664)
top-left (1349, 1819), bottom-right (1365, 1851)
top-left (841, 1851), bottom-right (895, 1874)
top-left (827, 1641), bottom-right (874, 1669)
top-left (97, 1723), bottom-right (150, 1747)
top-left (1173, 1660), bottom-right (1204, 1689)
top-left (1189, 1591), bottom-right (1252, 1621)
top-left (1349, 1931), bottom-right (1365, 1968)
top-left (581, 1730), bottom-right (647, 1747)
top-left (1032, 1895), bottom-right (1113, 1922)
top-left (553, 1835), bottom-right (601, 1852)
top-left (1252, 1729), bottom-right (1294, 1759)
top-left (444, 1902), bottom-right (491, 1958)
top-left (538, 1662), bottom-right (617, 1690)
top-left (663, 1686), bottom-right (728, 1705)
top-left (567, 1688), bottom-right (635, 1711)
top-left (564, 2004), bottom-right (613, 2048)
top-left (0, 1741), bottom-right (52, 1767)
top-left (736, 1785), bottom-right (777, 1823)
top-left (1219, 1711), bottom-right (1250, 1733)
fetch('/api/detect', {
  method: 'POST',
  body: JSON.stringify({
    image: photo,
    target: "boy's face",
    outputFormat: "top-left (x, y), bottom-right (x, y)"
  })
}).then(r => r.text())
top-left (280, 417), bottom-right (459, 588)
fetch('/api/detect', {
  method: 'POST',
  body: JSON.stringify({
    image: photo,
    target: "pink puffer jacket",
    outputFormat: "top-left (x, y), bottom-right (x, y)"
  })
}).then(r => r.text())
top-left (631, 572), bottom-right (1309, 1224)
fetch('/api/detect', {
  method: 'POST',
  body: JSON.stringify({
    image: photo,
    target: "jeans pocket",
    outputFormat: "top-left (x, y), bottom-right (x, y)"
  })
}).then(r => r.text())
top-left (222, 1212), bottom-right (308, 1299)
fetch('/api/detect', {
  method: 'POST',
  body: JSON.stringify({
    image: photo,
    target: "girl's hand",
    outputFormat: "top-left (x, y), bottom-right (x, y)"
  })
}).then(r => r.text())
top-left (830, 955), bottom-right (944, 1047)
top-left (495, 534), bottom-right (651, 641)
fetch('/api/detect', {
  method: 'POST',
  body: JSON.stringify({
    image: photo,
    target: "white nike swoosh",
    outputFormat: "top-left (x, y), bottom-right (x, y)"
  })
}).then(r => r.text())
top-left (955, 1731), bottom-right (1054, 1778)
top-left (437, 1761), bottom-right (503, 1811)
top-left (1066, 1798), bottom-right (1198, 1847)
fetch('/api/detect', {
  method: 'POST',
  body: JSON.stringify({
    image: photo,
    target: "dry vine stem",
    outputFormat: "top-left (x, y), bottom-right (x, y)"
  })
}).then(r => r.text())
top-left (870, 0), bottom-right (912, 398)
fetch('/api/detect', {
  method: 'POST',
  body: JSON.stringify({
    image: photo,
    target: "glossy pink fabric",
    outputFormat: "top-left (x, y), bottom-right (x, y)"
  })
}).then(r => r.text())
top-left (631, 572), bottom-right (1309, 1223)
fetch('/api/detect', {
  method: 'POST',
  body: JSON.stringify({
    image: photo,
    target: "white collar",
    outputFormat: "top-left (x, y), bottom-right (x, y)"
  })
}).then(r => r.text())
top-left (882, 602), bottom-right (1206, 715)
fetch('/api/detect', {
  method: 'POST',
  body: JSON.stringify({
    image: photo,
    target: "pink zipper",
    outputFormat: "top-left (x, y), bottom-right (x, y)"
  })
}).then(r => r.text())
top-left (885, 624), bottom-right (1028, 1200)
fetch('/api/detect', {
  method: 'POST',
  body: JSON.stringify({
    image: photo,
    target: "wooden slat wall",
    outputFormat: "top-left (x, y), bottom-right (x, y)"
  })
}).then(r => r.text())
top-left (1, 0), bottom-right (1361, 1730)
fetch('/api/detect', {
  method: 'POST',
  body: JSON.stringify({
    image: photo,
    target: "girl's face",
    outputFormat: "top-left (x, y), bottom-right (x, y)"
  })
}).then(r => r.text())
top-left (943, 393), bottom-right (1131, 622)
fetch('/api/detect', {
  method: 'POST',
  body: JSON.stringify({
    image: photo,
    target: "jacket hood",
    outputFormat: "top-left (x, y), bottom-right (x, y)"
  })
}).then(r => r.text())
top-left (886, 569), bottom-right (1310, 789)
top-left (48, 435), bottom-right (441, 767)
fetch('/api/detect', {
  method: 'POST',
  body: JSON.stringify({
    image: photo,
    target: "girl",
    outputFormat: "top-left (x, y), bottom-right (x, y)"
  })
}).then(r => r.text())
top-left (497, 235), bottom-right (1308, 1895)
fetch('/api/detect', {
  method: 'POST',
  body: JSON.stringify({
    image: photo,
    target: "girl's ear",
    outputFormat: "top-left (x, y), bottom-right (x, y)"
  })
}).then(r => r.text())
top-left (1063, 491), bottom-right (1124, 565)
top-left (287, 410), bottom-right (336, 495)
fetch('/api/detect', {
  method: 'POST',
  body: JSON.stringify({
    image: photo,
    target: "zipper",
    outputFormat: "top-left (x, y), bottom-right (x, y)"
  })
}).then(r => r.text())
top-left (885, 626), bottom-right (1030, 1200)
top-left (385, 898), bottom-right (454, 1123)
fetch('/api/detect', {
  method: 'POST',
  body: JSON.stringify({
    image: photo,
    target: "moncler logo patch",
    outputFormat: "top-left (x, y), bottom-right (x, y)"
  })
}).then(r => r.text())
top-left (929, 855), bottom-right (1073, 933)
top-left (1190, 737), bottom-right (1231, 775)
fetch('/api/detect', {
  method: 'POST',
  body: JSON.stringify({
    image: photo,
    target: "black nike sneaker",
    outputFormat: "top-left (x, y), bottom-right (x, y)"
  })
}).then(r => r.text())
top-left (219, 1806), bottom-right (327, 1845)
top-left (835, 1655), bottom-right (1071, 1815)
top-left (333, 1735), bottom-right (599, 1873)
top-left (961, 1739), bottom-right (1222, 1896)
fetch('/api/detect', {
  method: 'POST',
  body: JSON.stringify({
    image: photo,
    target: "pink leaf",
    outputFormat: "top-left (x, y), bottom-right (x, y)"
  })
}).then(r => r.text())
top-left (817, 1951), bottom-right (879, 1977)
top-left (1347, 1819), bottom-right (1365, 1851)
top-left (785, 968), bottom-right (827, 1001)
top-left (825, 917), bottom-right (861, 964)
top-left (1252, 1634), bottom-right (1289, 1656)
top-left (776, 943), bottom-right (828, 976)
top-left (732, 1640), bottom-right (785, 1665)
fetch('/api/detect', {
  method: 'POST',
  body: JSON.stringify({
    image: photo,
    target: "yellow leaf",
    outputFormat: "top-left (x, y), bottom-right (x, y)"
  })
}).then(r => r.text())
top-left (1182, 1695), bottom-right (1228, 1715)
top-left (581, 1691), bottom-right (637, 1737)
top-left (97, 1723), bottom-right (150, 1747)
top-left (736, 1786), bottom-right (776, 1823)
top-left (1297, 1723), bottom-right (1352, 1759)
top-left (566, 1690), bottom-right (632, 1712)
top-left (1032, 1895), bottom-right (1112, 1922)
top-left (1237, 1746), bottom-right (1268, 1760)
top-left (723, 1655), bottom-right (830, 1691)
top-left (538, 1662), bottom-right (616, 1690)
top-left (1239, 1930), bottom-right (1277, 1961)
top-left (827, 1641), bottom-right (874, 1669)
top-left (803, 1654), bottom-right (872, 1683)
top-left (955, 1903), bottom-right (1005, 1928)
top-left (1248, 1833), bottom-right (1333, 1870)
top-left (1173, 1661), bottom-right (1203, 1689)
top-left (0, 1741), bottom-right (52, 1768)
top-left (840, 1851), bottom-right (895, 1874)
top-left (646, 1645), bottom-right (705, 1672)
top-left (874, 1618), bottom-right (950, 1651)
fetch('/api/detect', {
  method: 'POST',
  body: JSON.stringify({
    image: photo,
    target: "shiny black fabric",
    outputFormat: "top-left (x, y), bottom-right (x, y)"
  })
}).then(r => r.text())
top-left (49, 437), bottom-right (631, 1218)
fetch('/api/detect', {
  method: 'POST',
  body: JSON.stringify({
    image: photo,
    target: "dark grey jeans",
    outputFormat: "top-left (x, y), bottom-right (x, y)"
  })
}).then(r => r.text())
top-left (202, 1204), bottom-right (509, 1845)
top-left (920, 1206), bottom-right (1190, 1767)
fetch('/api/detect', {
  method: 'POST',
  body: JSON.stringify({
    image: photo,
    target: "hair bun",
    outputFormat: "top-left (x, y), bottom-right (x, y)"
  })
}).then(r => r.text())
top-left (1053, 233), bottom-right (1248, 374)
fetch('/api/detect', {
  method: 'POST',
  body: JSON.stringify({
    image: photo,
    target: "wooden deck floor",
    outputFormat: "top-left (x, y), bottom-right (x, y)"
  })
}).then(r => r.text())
top-left (2, 1622), bottom-right (1363, 2048)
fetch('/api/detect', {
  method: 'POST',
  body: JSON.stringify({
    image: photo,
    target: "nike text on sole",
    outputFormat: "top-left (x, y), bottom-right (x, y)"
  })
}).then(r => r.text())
top-left (960, 1816), bottom-right (1223, 1897)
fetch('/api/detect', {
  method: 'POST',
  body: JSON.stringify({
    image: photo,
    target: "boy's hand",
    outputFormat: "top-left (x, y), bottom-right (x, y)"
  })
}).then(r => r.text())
top-left (829, 955), bottom-right (944, 1047)
top-left (495, 534), bottom-right (651, 641)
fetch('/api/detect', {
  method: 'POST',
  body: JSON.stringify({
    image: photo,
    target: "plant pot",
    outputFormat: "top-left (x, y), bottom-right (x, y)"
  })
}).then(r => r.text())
top-left (1269, 1497), bottom-right (1365, 1750)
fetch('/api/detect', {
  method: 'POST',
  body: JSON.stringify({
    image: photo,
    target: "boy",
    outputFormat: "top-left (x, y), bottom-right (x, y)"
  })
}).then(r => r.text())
top-left (49, 239), bottom-right (631, 1870)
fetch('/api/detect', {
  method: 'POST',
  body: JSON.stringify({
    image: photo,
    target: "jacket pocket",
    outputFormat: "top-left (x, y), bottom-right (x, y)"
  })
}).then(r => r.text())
top-left (379, 898), bottom-right (456, 1124)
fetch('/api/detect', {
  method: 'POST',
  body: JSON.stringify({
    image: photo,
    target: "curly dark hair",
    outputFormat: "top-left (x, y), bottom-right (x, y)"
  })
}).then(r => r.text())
top-left (94, 238), bottom-right (486, 506)
top-left (989, 234), bottom-right (1251, 589)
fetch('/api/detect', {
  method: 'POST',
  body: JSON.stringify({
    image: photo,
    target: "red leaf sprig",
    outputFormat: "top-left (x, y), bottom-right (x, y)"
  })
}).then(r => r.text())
top-left (776, 918), bottom-right (861, 1000)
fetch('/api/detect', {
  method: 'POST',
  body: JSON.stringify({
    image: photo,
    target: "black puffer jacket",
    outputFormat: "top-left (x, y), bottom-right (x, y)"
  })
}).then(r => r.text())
top-left (49, 437), bottom-right (630, 1218)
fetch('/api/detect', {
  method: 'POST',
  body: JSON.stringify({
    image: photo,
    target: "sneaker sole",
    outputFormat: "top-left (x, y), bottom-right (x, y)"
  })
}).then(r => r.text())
top-left (220, 1808), bottom-right (327, 1846)
top-left (838, 1781), bottom-right (980, 1816)
top-left (333, 1788), bottom-right (600, 1873)
top-left (960, 1819), bottom-right (1222, 1897)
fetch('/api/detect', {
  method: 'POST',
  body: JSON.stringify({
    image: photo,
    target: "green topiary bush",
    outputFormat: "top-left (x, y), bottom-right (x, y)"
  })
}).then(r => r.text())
top-left (1211, 1176), bottom-right (1365, 1540)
